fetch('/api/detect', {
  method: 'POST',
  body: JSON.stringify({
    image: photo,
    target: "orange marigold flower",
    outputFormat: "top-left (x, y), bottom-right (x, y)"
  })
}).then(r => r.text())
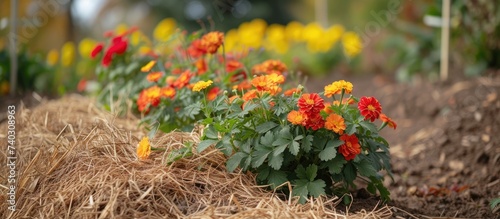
top-left (141, 60), bottom-right (156, 72)
top-left (195, 58), bottom-right (207, 75)
top-left (137, 136), bottom-right (151, 160)
top-left (201, 31), bottom-right (224, 54)
top-left (297, 93), bottom-right (325, 115)
top-left (284, 87), bottom-right (302, 96)
top-left (226, 60), bottom-right (244, 72)
top-left (207, 87), bottom-right (220, 101)
top-left (251, 75), bottom-right (269, 91)
top-left (165, 76), bottom-right (177, 85)
top-left (304, 113), bottom-right (325, 130)
top-left (252, 60), bottom-right (287, 75)
top-left (379, 113), bottom-right (397, 129)
top-left (187, 39), bottom-right (207, 58)
top-left (146, 71), bottom-right (164, 82)
top-left (172, 68), bottom-right (183, 75)
top-left (287, 110), bottom-right (308, 126)
top-left (323, 102), bottom-right (333, 114)
top-left (161, 86), bottom-right (176, 99)
top-left (339, 134), bottom-right (361, 161)
top-left (192, 80), bottom-right (213, 92)
top-left (324, 80), bottom-right (353, 97)
top-left (358, 96), bottom-right (382, 122)
top-left (173, 70), bottom-right (192, 88)
top-left (242, 89), bottom-right (258, 101)
top-left (137, 86), bottom-right (162, 113)
top-left (233, 80), bottom-right (252, 91)
top-left (251, 73), bottom-right (284, 94)
top-left (325, 113), bottom-right (346, 134)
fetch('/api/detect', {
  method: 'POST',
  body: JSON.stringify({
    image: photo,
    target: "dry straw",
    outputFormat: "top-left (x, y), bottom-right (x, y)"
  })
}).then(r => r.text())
top-left (0, 95), bottom-right (392, 218)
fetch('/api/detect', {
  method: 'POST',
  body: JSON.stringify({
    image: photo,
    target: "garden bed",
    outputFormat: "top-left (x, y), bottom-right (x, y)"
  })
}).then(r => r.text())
top-left (1, 73), bottom-right (499, 218)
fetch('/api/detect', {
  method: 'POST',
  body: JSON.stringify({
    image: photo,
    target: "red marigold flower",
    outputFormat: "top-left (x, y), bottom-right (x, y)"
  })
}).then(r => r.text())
top-left (200, 31), bottom-right (224, 54)
top-left (207, 87), bottom-right (220, 101)
top-left (101, 36), bottom-right (128, 67)
top-left (325, 113), bottom-right (346, 134)
top-left (226, 60), bottom-right (244, 72)
top-left (284, 88), bottom-right (300, 96)
top-left (379, 113), bottom-right (397, 129)
top-left (172, 70), bottom-right (192, 88)
top-left (358, 96), bottom-right (382, 122)
top-left (287, 110), bottom-right (308, 126)
top-left (161, 86), bottom-right (176, 99)
top-left (339, 134), bottom-right (361, 161)
top-left (90, 43), bottom-right (104, 58)
top-left (195, 58), bottom-right (207, 75)
top-left (298, 93), bottom-right (325, 115)
top-left (304, 113), bottom-right (325, 130)
top-left (137, 86), bottom-right (162, 113)
top-left (187, 39), bottom-right (207, 58)
top-left (77, 79), bottom-right (87, 92)
top-left (146, 71), bottom-right (164, 82)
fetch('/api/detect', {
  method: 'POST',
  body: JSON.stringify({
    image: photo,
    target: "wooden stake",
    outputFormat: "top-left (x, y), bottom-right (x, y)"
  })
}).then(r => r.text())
top-left (315, 0), bottom-right (328, 28)
top-left (440, 0), bottom-right (450, 81)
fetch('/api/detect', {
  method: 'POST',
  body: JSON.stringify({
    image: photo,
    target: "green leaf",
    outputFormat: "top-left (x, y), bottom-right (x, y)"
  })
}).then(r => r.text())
top-left (289, 141), bottom-right (300, 155)
top-left (345, 123), bottom-right (358, 135)
top-left (490, 198), bottom-right (500, 210)
top-left (197, 139), bottom-right (218, 153)
top-left (375, 180), bottom-right (391, 202)
top-left (318, 139), bottom-right (342, 161)
top-left (256, 122), bottom-right (279, 134)
top-left (367, 182), bottom-right (376, 194)
top-left (359, 120), bottom-right (378, 133)
top-left (354, 158), bottom-right (378, 177)
top-left (307, 179), bottom-right (326, 197)
top-left (226, 152), bottom-right (247, 172)
top-left (267, 170), bottom-right (288, 189)
top-left (269, 153), bottom-right (284, 170)
top-left (343, 163), bottom-right (357, 184)
top-left (273, 144), bottom-right (288, 156)
top-left (183, 102), bottom-right (201, 119)
top-left (295, 165), bottom-right (307, 179)
top-left (326, 155), bottom-right (347, 174)
top-left (292, 179), bottom-right (310, 204)
top-left (204, 125), bottom-right (218, 139)
top-left (252, 149), bottom-right (271, 168)
top-left (305, 164), bottom-right (318, 181)
top-left (301, 135), bottom-right (313, 152)
top-left (260, 131), bottom-right (275, 146)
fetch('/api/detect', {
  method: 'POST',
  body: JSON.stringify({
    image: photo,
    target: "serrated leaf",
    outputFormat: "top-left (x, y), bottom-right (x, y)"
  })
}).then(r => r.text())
top-left (256, 122), bottom-right (279, 134)
top-left (318, 139), bottom-right (342, 161)
top-left (226, 152), bottom-right (247, 172)
top-left (302, 135), bottom-right (313, 152)
top-left (289, 141), bottom-right (300, 155)
top-left (197, 139), bottom-right (218, 153)
top-left (204, 125), bottom-right (218, 139)
top-left (256, 166), bottom-right (270, 182)
top-left (183, 102), bottom-right (202, 119)
top-left (490, 198), bottom-right (500, 209)
top-left (305, 164), bottom-right (318, 181)
top-left (269, 153), bottom-right (284, 170)
top-left (326, 155), bottom-right (347, 174)
top-left (355, 159), bottom-right (378, 177)
top-left (359, 120), bottom-right (378, 133)
top-left (367, 183), bottom-right (376, 194)
top-left (295, 165), bottom-right (307, 179)
top-left (273, 144), bottom-right (288, 156)
top-left (345, 123), bottom-right (358, 135)
top-left (268, 170), bottom-right (288, 189)
top-left (376, 181), bottom-right (391, 202)
top-left (260, 131), bottom-right (275, 146)
top-left (307, 179), bottom-right (326, 197)
top-left (343, 163), bottom-right (357, 184)
top-left (292, 179), bottom-right (309, 204)
top-left (252, 149), bottom-right (271, 168)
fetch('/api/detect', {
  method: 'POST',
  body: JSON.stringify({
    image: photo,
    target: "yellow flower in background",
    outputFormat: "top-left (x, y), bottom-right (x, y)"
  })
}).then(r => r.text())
top-left (325, 24), bottom-right (345, 47)
top-left (342, 31), bottom-right (363, 58)
top-left (238, 19), bottom-right (267, 49)
top-left (265, 24), bottom-right (289, 54)
top-left (302, 22), bottom-right (328, 53)
top-left (131, 30), bottom-right (151, 46)
top-left (139, 46), bottom-right (154, 56)
top-left (78, 38), bottom-right (97, 58)
top-left (46, 49), bottom-right (59, 66)
top-left (285, 21), bottom-right (304, 42)
top-left (61, 42), bottom-right (76, 67)
top-left (137, 136), bottom-right (151, 160)
top-left (192, 80), bottom-right (213, 92)
top-left (141, 60), bottom-right (157, 72)
top-left (223, 29), bottom-right (239, 52)
top-left (115, 23), bottom-right (129, 36)
top-left (154, 18), bottom-right (176, 42)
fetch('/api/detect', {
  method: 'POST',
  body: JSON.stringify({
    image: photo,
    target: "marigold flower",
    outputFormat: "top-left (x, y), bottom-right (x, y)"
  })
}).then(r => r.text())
top-left (187, 39), bottom-right (207, 58)
top-left (61, 42), bottom-right (76, 67)
top-left (298, 93), bottom-right (325, 115)
top-left (146, 72), bottom-right (164, 82)
top-left (358, 96), bottom-right (382, 122)
top-left (251, 73), bottom-right (284, 94)
top-left (153, 18), bottom-right (176, 42)
top-left (161, 86), bottom-right (176, 99)
top-left (342, 31), bottom-right (362, 58)
top-left (287, 110), bottom-right (308, 126)
top-left (339, 134), bottom-right (361, 161)
top-left (324, 80), bottom-right (353, 97)
top-left (304, 113), bottom-right (325, 130)
top-left (379, 113), bottom-right (397, 129)
top-left (323, 102), bottom-right (333, 114)
top-left (137, 136), bottom-right (151, 160)
top-left (242, 89), bottom-right (258, 101)
top-left (207, 87), bottom-right (220, 101)
top-left (79, 38), bottom-right (97, 58)
top-left (102, 36), bottom-right (128, 67)
top-left (192, 80), bottom-right (213, 92)
top-left (284, 88), bottom-right (300, 96)
top-left (137, 86), bottom-right (162, 113)
top-left (90, 43), bottom-right (104, 58)
top-left (77, 79), bottom-right (87, 92)
top-left (46, 49), bottom-right (59, 66)
top-left (173, 70), bottom-right (192, 88)
top-left (201, 31), bottom-right (224, 54)
top-left (226, 60), bottom-right (243, 72)
top-left (251, 60), bottom-right (287, 75)
top-left (195, 58), bottom-right (207, 75)
top-left (233, 80), bottom-right (252, 91)
top-left (325, 113), bottom-right (346, 134)
top-left (141, 60), bottom-right (157, 72)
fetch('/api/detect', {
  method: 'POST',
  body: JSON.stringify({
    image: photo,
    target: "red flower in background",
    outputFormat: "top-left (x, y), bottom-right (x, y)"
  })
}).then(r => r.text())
top-left (298, 93), bottom-right (324, 115)
top-left (304, 113), bottom-right (325, 130)
top-left (90, 43), bottom-right (104, 58)
top-left (200, 31), bottom-right (224, 54)
top-left (146, 72), bottom-right (164, 82)
top-left (102, 36), bottom-right (128, 67)
top-left (338, 134), bottom-right (361, 161)
top-left (195, 58), bottom-right (207, 75)
top-left (172, 70), bottom-right (192, 88)
top-left (137, 86), bottom-right (162, 113)
top-left (226, 60), bottom-right (243, 72)
top-left (187, 39), bottom-right (207, 58)
top-left (358, 96), bottom-right (382, 122)
top-left (207, 87), bottom-right (220, 101)
top-left (77, 79), bottom-right (87, 92)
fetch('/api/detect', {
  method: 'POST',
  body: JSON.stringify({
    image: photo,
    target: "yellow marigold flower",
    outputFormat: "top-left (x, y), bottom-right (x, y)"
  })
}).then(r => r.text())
top-left (46, 49), bottom-right (59, 66)
top-left (154, 18), bottom-right (176, 42)
top-left (115, 23), bottom-right (129, 36)
top-left (324, 80), bottom-right (353, 97)
top-left (325, 113), bottom-right (346, 134)
top-left (285, 21), bottom-right (304, 42)
top-left (141, 60), bottom-right (157, 72)
top-left (61, 42), bottom-right (76, 67)
top-left (342, 31), bottom-right (362, 58)
top-left (192, 80), bottom-right (213, 92)
top-left (287, 110), bottom-right (307, 126)
top-left (78, 38), bottom-right (97, 58)
top-left (137, 136), bottom-right (151, 160)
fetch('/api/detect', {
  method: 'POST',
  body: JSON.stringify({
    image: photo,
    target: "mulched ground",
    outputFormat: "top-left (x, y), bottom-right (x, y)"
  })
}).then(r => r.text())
top-left (307, 71), bottom-right (500, 218)
top-left (1, 71), bottom-right (499, 218)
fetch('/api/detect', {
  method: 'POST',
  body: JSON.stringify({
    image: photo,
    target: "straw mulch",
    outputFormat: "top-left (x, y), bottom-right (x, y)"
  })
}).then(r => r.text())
top-left (0, 95), bottom-right (392, 218)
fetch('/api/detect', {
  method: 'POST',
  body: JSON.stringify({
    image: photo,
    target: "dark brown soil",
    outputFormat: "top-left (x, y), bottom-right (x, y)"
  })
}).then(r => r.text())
top-left (307, 72), bottom-right (500, 218)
